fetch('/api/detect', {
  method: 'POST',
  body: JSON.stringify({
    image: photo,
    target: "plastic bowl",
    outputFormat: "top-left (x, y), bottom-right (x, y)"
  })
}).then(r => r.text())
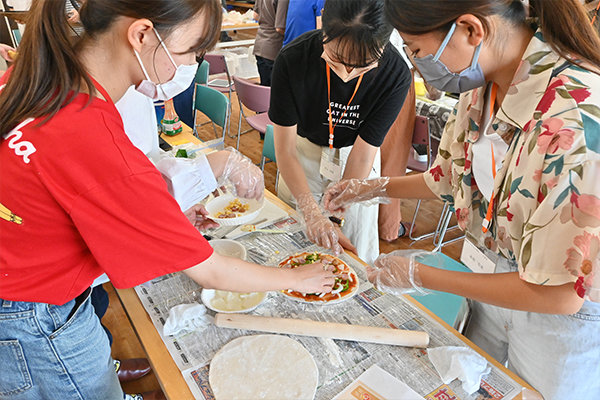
top-left (205, 194), bottom-right (264, 226)
top-left (201, 289), bottom-right (266, 314)
top-left (210, 239), bottom-right (247, 260)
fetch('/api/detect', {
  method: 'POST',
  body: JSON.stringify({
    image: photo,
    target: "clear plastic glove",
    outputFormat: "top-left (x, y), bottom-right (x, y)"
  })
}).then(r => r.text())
top-left (217, 147), bottom-right (264, 201)
top-left (368, 249), bottom-right (430, 296)
top-left (289, 262), bottom-right (336, 293)
top-left (323, 177), bottom-right (390, 213)
top-left (296, 192), bottom-right (344, 255)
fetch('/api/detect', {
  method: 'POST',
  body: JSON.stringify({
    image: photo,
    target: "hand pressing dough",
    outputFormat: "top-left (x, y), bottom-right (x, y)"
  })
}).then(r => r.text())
top-left (209, 335), bottom-right (319, 400)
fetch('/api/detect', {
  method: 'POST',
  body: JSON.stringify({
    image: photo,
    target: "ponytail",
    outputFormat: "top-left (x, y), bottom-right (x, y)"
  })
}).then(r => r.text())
top-left (385, 0), bottom-right (600, 68)
top-left (0, 0), bottom-right (222, 137)
top-left (0, 0), bottom-right (94, 136)
top-left (530, 0), bottom-right (600, 68)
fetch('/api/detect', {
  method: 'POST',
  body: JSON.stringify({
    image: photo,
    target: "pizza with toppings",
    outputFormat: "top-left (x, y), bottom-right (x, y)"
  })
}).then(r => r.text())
top-left (278, 252), bottom-right (359, 304)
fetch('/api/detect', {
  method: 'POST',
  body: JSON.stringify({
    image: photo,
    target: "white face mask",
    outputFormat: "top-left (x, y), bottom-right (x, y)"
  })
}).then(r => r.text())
top-left (134, 29), bottom-right (198, 101)
top-left (321, 49), bottom-right (379, 83)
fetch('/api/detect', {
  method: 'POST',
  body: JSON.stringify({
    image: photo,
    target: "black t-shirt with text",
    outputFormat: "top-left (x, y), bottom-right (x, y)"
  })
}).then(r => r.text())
top-left (269, 30), bottom-right (411, 148)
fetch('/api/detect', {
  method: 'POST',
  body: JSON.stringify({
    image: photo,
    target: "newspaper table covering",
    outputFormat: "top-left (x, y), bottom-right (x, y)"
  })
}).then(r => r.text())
top-left (134, 217), bottom-right (523, 400)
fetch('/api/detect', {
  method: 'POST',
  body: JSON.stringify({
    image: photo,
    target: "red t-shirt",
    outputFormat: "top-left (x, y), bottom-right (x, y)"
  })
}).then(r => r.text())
top-left (0, 76), bottom-right (213, 305)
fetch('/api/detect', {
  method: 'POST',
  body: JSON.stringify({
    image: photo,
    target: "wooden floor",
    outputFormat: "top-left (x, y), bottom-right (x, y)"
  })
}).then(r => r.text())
top-left (104, 89), bottom-right (465, 395)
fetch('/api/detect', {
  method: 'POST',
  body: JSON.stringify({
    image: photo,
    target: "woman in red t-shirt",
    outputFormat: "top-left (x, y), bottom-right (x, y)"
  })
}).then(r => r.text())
top-left (0, 1), bottom-right (335, 398)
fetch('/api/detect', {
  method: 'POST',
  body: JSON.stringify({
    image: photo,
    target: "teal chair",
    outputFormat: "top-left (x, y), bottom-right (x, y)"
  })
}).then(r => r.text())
top-left (196, 59), bottom-right (210, 85)
top-left (260, 125), bottom-right (279, 192)
top-left (192, 84), bottom-right (230, 145)
top-left (411, 252), bottom-right (472, 333)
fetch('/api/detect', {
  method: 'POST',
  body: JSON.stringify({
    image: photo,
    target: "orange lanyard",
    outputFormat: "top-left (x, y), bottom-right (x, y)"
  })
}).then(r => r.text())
top-left (482, 83), bottom-right (499, 234)
top-left (326, 64), bottom-right (363, 149)
top-left (592, 1), bottom-right (600, 26)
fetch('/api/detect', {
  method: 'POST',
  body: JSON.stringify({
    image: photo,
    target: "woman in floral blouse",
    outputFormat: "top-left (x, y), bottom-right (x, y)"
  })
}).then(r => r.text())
top-left (323, 0), bottom-right (600, 398)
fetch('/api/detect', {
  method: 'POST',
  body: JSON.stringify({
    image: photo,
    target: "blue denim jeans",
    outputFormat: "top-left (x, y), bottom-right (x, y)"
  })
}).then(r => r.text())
top-left (0, 289), bottom-right (123, 399)
top-left (465, 255), bottom-right (600, 400)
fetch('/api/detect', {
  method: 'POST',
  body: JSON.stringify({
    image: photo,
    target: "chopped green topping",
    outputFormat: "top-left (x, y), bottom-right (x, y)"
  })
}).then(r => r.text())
top-left (175, 149), bottom-right (189, 158)
top-left (305, 252), bottom-right (319, 263)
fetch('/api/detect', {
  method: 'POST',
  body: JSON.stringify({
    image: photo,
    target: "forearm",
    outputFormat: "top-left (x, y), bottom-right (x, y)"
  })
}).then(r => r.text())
top-left (206, 150), bottom-right (229, 179)
top-left (386, 173), bottom-right (438, 200)
top-left (342, 149), bottom-right (376, 180)
top-left (184, 252), bottom-right (295, 292)
top-left (419, 266), bottom-right (584, 314)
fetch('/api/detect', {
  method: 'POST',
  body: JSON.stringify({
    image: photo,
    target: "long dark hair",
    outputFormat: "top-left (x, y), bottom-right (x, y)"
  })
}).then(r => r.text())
top-left (0, 0), bottom-right (221, 137)
top-left (385, 0), bottom-right (600, 69)
top-left (322, 0), bottom-right (392, 68)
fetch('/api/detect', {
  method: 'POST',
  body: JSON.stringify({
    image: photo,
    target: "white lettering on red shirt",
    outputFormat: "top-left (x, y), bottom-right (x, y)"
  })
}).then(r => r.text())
top-left (2, 118), bottom-right (35, 164)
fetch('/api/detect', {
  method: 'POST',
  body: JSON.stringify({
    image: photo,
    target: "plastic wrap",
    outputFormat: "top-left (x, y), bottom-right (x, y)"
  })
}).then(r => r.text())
top-left (296, 192), bottom-right (343, 255)
top-left (370, 249), bottom-right (434, 296)
top-left (323, 176), bottom-right (391, 213)
top-left (217, 147), bottom-right (265, 201)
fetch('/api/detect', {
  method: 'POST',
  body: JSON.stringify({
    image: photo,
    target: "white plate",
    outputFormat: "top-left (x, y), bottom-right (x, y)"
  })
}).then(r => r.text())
top-left (205, 194), bottom-right (264, 226)
top-left (209, 239), bottom-right (247, 260)
top-left (201, 289), bottom-right (266, 314)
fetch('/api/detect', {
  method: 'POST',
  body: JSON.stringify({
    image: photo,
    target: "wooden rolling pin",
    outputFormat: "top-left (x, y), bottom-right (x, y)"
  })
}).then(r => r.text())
top-left (214, 313), bottom-right (429, 348)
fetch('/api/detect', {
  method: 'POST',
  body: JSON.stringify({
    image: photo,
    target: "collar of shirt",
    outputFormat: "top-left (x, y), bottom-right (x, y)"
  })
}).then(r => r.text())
top-left (460, 29), bottom-right (561, 145)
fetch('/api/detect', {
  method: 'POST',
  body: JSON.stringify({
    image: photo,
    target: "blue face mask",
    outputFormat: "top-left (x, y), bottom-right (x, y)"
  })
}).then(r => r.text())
top-left (412, 23), bottom-right (485, 93)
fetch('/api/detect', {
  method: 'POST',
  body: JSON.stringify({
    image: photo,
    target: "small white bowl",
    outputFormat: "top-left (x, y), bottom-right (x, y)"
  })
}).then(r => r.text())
top-left (205, 194), bottom-right (264, 226)
top-left (210, 239), bottom-right (247, 260)
top-left (201, 289), bottom-right (266, 314)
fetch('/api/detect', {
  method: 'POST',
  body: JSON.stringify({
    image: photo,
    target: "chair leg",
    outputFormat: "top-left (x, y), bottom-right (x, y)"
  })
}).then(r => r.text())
top-left (408, 200), bottom-right (422, 241)
top-left (432, 207), bottom-right (465, 252)
top-left (211, 121), bottom-right (219, 139)
top-left (432, 210), bottom-right (453, 252)
top-left (275, 170), bottom-right (279, 194)
top-left (409, 200), bottom-right (440, 242)
top-left (260, 156), bottom-right (266, 172)
top-left (237, 104), bottom-right (243, 150)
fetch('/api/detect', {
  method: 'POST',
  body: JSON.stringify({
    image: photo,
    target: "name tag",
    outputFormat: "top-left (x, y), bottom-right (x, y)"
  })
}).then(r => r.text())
top-left (320, 148), bottom-right (342, 181)
top-left (460, 237), bottom-right (496, 274)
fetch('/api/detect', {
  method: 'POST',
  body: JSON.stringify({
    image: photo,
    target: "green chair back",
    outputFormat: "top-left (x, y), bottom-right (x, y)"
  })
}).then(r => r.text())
top-left (195, 60), bottom-right (209, 85)
top-left (262, 125), bottom-right (276, 162)
top-left (194, 84), bottom-right (229, 129)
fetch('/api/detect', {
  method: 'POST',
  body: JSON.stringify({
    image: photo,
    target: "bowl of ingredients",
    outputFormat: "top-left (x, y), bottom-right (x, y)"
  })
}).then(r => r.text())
top-left (201, 289), bottom-right (266, 313)
top-left (205, 193), bottom-right (263, 226)
top-left (209, 239), bottom-right (247, 260)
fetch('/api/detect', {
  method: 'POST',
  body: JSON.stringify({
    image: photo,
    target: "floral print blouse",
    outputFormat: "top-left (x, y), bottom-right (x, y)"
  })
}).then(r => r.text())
top-left (423, 31), bottom-right (600, 302)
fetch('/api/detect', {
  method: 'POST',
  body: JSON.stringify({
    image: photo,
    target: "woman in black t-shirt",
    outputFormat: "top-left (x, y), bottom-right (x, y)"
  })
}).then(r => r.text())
top-left (269, 0), bottom-right (411, 263)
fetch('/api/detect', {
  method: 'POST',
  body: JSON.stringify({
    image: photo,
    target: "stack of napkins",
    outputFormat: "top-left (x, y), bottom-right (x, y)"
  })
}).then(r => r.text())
top-left (155, 152), bottom-right (218, 211)
top-left (333, 365), bottom-right (423, 400)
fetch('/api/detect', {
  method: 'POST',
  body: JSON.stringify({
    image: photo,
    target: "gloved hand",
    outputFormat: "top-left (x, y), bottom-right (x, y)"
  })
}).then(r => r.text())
top-left (296, 192), bottom-right (344, 255)
top-left (217, 148), bottom-right (264, 201)
top-left (323, 177), bottom-right (390, 213)
top-left (368, 250), bottom-right (430, 296)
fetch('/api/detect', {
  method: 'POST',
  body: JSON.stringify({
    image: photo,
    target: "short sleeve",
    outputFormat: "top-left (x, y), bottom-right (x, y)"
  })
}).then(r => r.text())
top-left (358, 67), bottom-right (411, 147)
top-left (274, 0), bottom-right (288, 29)
top-left (268, 52), bottom-right (298, 127)
top-left (315, 0), bottom-right (325, 15)
top-left (519, 160), bottom-right (600, 290)
top-left (70, 171), bottom-right (213, 288)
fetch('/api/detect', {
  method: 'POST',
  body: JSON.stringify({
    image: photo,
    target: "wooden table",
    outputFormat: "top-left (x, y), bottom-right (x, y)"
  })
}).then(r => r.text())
top-left (117, 221), bottom-right (536, 398)
top-left (221, 22), bottom-right (258, 32)
top-left (226, 0), bottom-right (255, 10)
top-left (116, 131), bottom-right (537, 399)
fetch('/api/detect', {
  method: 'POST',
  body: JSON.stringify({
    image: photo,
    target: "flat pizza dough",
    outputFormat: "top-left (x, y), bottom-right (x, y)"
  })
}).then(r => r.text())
top-left (209, 335), bottom-right (319, 400)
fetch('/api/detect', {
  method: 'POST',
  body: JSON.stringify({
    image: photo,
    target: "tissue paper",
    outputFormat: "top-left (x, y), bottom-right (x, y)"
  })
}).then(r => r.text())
top-left (163, 303), bottom-right (212, 336)
top-left (428, 346), bottom-right (491, 395)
